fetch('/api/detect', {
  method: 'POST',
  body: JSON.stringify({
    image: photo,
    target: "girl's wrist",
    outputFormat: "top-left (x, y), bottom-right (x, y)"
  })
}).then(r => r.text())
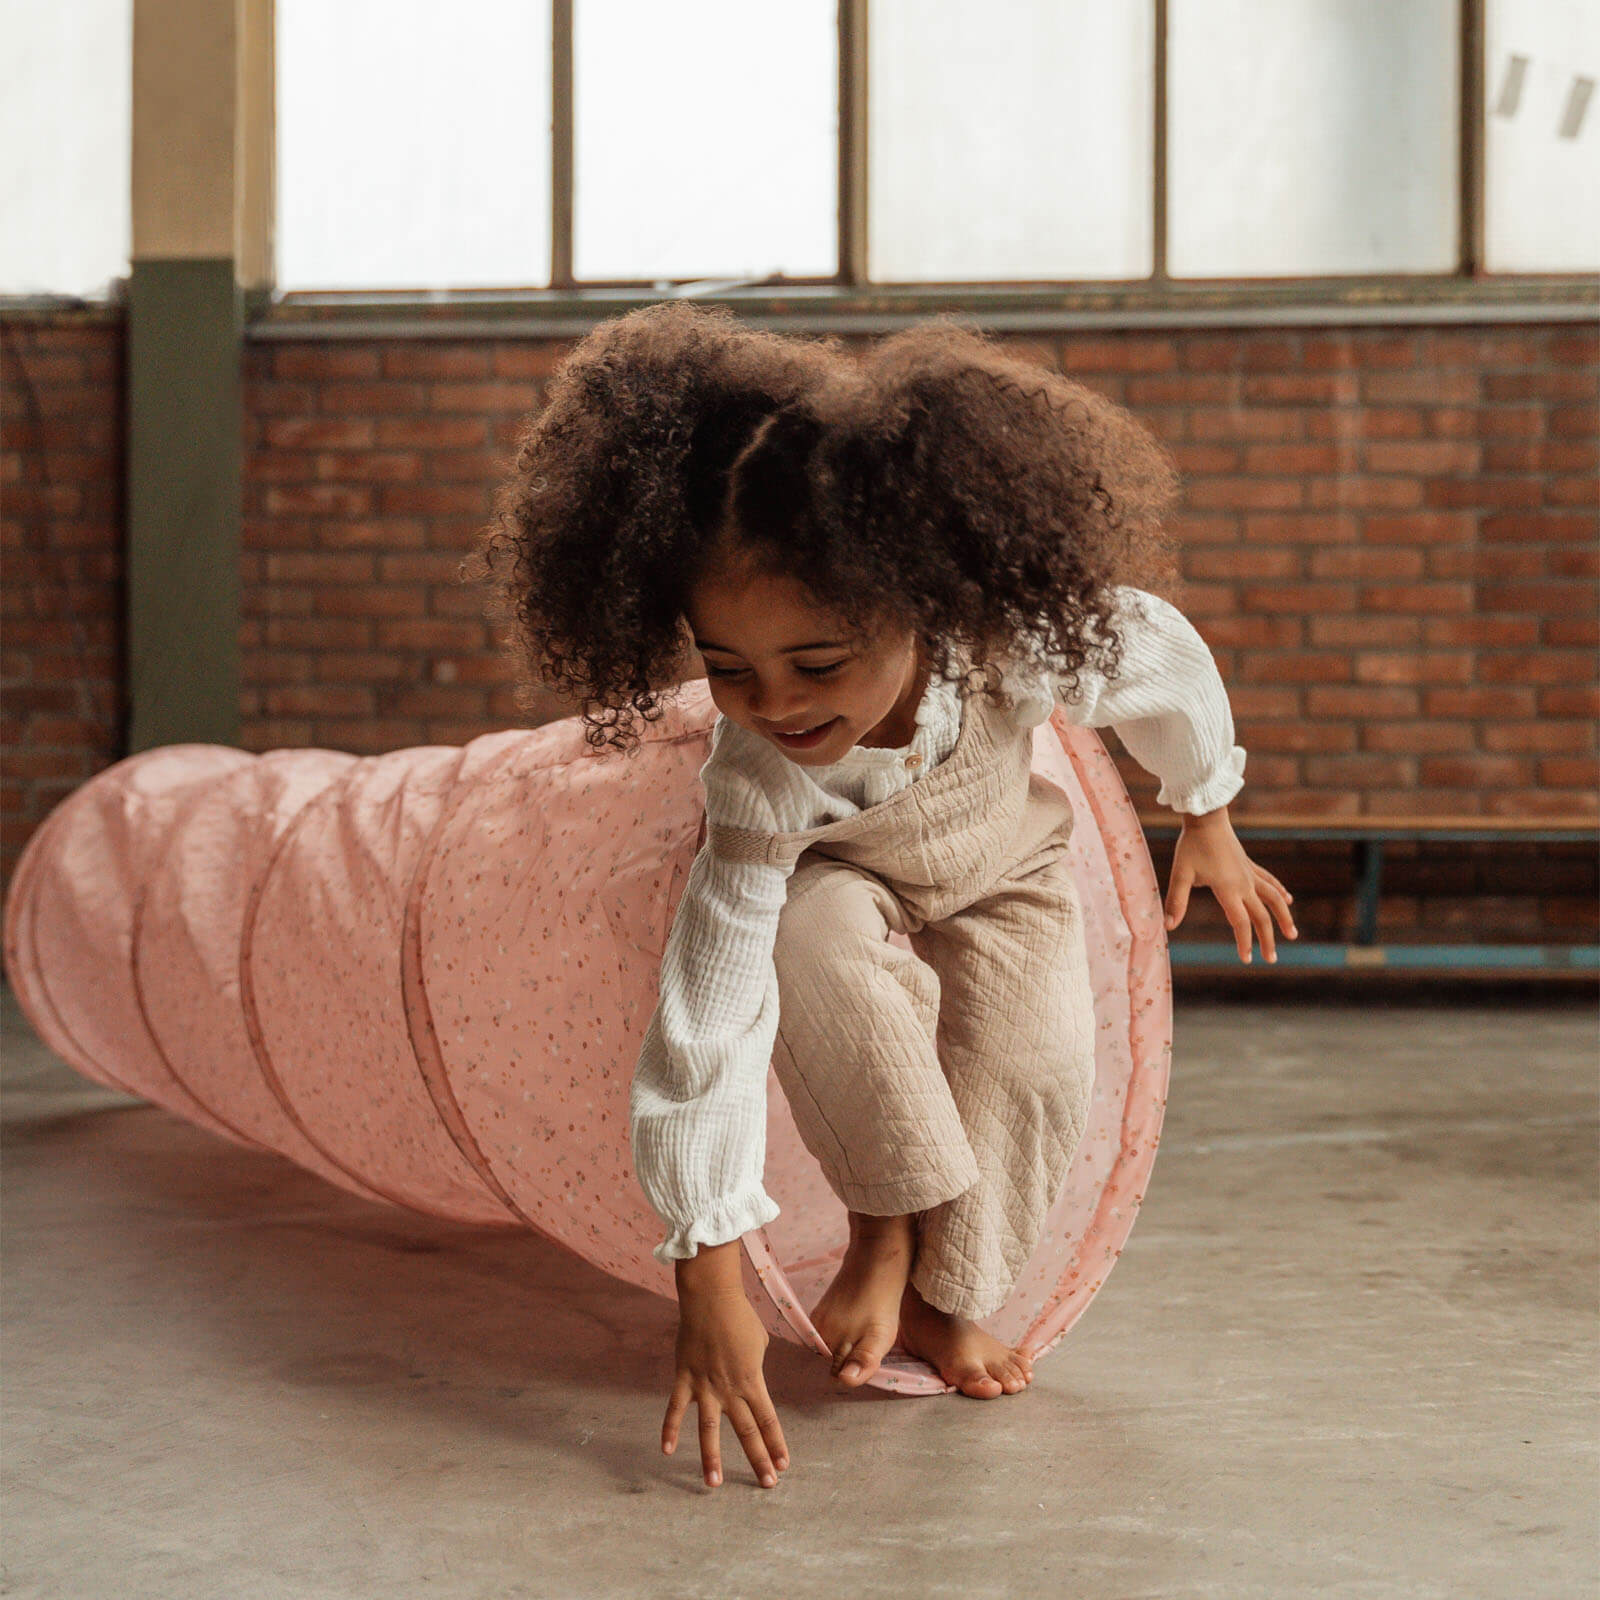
top-left (675, 1238), bottom-right (744, 1297)
top-left (1180, 803), bottom-right (1230, 830)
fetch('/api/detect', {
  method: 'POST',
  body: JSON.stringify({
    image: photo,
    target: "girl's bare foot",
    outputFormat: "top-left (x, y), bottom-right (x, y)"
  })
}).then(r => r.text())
top-left (897, 1279), bottom-right (1034, 1398)
top-left (809, 1212), bottom-right (916, 1387)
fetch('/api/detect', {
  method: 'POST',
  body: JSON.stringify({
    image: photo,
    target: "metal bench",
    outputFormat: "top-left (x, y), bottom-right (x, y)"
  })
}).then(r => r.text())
top-left (1137, 814), bottom-right (1599, 977)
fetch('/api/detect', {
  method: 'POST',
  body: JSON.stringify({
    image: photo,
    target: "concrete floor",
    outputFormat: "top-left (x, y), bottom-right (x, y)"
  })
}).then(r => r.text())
top-left (2, 976), bottom-right (1595, 1600)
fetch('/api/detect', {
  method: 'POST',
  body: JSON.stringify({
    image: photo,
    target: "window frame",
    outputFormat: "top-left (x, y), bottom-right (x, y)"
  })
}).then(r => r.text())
top-left (254, 0), bottom-right (1597, 331)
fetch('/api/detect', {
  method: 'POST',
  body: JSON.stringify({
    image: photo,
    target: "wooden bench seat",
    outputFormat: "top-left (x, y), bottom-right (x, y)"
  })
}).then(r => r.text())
top-left (1135, 813), bottom-right (1599, 978)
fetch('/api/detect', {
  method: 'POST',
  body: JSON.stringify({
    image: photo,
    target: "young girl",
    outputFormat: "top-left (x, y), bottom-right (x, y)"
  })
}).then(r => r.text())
top-left (473, 300), bottom-right (1296, 1493)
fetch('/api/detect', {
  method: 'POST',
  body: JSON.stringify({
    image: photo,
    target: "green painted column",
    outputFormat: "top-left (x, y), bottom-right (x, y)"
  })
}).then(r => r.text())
top-left (127, 258), bottom-right (242, 751)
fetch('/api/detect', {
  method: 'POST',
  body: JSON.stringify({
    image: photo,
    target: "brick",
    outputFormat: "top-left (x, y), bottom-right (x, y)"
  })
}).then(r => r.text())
top-left (1194, 615), bottom-right (1304, 648)
top-left (1169, 444), bottom-right (1243, 474)
top-left (1420, 755), bottom-right (1535, 787)
top-left (1425, 686), bottom-right (1537, 718)
top-left (1421, 617), bottom-right (1539, 646)
top-left (1363, 512), bottom-right (1474, 545)
top-left (1359, 582), bottom-right (1473, 614)
top-left (375, 416), bottom-right (491, 449)
top-left (1229, 687), bottom-right (1302, 718)
top-left (1365, 440), bottom-right (1481, 475)
top-left (377, 485), bottom-right (491, 516)
top-left (262, 484), bottom-right (375, 517)
top-left (1551, 403), bottom-right (1600, 437)
top-left (1548, 547), bottom-right (1600, 579)
top-left (275, 346), bottom-right (381, 380)
top-left (1546, 477), bottom-right (1600, 509)
top-left (1310, 616), bottom-right (1420, 647)
top-left (1235, 721), bottom-right (1355, 753)
top-left (1304, 754), bottom-right (1416, 787)
top-left (1332, 332), bottom-right (1422, 369)
top-left (1423, 477), bottom-right (1544, 510)
top-left (247, 450), bottom-right (318, 483)
top-left (314, 451), bottom-right (422, 483)
top-left (377, 553), bottom-right (474, 584)
top-left (1422, 331), bottom-right (1546, 367)
top-left (493, 344), bottom-right (577, 379)
top-left (321, 382), bottom-right (430, 414)
top-left (263, 552), bottom-right (376, 583)
top-left (262, 418), bottom-right (376, 450)
top-left (1545, 615), bottom-right (1600, 646)
top-left (1353, 651), bottom-right (1473, 685)
top-left (1484, 371), bottom-right (1593, 401)
top-left (1190, 409), bottom-right (1303, 443)
top-left (1361, 721), bottom-right (1475, 754)
top-left (1477, 582), bottom-right (1597, 616)
top-left (1058, 337), bottom-right (1177, 372)
top-left (1481, 723), bottom-right (1596, 754)
top-left (429, 380), bottom-right (542, 414)
top-left (1311, 407), bottom-right (1424, 440)
top-left (1240, 373), bottom-right (1360, 404)
top-left (1427, 547), bottom-right (1544, 581)
top-left (1307, 477), bottom-right (1424, 510)
top-left (1540, 686), bottom-right (1600, 717)
top-left (1473, 407), bottom-right (1545, 439)
top-left (1537, 759), bottom-right (1600, 789)
top-left (1186, 547), bottom-right (1301, 580)
top-left (382, 346), bottom-right (493, 380)
top-left (1478, 650), bottom-right (1596, 687)
top-left (1547, 328), bottom-right (1600, 364)
top-left (1305, 686), bottom-right (1420, 718)
top-left (1234, 651), bottom-right (1352, 686)
top-left (1484, 789), bottom-right (1598, 819)
top-left (1309, 547), bottom-right (1424, 580)
top-left (1241, 512), bottom-right (1358, 545)
top-left (1125, 375), bottom-right (1237, 404)
top-left (375, 619), bottom-right (487, 651)
top-left (1238, 581), bottom-right (1356, 614)
top-left (1243, 444), bottom-right (1348, 474)
top-left (1363, 372), bottom-right (1479, 404)
top-left (319, 518), bottom-right (428, 550)
top-left (313, 587), bottom-right (429, 619)
top-left (1482, 511), bottom-right (1596, 542)
top-left (1424, 408), bottom-right (1479, 442)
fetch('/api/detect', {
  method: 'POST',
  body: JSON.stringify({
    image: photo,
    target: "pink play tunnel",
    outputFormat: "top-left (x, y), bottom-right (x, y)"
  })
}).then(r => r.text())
top-left (2, 683), bottom-right (1171, 1395)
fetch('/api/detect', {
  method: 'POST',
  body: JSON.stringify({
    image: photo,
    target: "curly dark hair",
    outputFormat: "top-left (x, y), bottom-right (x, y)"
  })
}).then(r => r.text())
top-left (460, 299), bottom-right (1183, 756)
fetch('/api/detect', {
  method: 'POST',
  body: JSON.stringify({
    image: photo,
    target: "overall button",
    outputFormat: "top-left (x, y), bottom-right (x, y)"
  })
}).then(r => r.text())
top-left (904, 753), bottom-right (923, 768)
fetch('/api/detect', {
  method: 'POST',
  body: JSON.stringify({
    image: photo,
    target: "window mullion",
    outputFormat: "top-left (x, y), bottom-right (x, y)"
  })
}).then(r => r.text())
top-left (552, 0), bottom-right (574, 289)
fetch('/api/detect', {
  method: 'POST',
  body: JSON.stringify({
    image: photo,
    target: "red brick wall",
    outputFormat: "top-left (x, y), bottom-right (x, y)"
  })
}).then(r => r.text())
top-left (1, 312), bottom-right (126, 902)
top-left (4, 313), bottom-right (1596, 946)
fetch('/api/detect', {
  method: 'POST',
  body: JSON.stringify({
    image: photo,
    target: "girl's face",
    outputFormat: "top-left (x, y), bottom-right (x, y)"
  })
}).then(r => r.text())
top-left (685, 562), bottom-right (928, 765)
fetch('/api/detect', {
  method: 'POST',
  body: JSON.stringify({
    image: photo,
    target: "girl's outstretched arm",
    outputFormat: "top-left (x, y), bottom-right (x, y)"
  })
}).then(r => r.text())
top-left (1033, 586), bottom-right (1297, 963)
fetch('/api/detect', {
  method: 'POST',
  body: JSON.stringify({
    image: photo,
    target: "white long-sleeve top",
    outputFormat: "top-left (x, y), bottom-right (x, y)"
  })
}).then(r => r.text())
top-left (629, 587), bottom-right (1246, 1264)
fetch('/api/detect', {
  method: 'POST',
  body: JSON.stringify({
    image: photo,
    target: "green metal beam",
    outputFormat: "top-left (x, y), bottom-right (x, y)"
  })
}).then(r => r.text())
top-left (127, 258), bottom-right (242, 752)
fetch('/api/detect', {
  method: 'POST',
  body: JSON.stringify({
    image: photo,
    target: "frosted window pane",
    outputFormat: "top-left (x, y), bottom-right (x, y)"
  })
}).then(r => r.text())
top-left (1485, 0), bottom-right (1600, 272)
top-left (277, 0), bottom-right (551, 291)
top-left (1169, 0), bottom-right (1457, 277)
top-left (573, 0), bottom-right (835, 282)
top-left (0, 0), bottom-right (132, 298)
top-left (869, 0), bottom-right (1152, 282)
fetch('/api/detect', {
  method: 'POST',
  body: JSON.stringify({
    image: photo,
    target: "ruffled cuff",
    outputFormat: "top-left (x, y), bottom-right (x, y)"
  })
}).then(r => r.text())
top-left (650, 1184), bottom-right (782, 1265)
top-left (1156, 744), bottom-right (1247, 815)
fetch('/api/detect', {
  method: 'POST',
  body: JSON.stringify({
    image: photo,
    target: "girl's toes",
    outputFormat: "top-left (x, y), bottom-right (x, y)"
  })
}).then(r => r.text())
top-left (994, 1361), bottom-right (1026, 1393)
top-left (951, 1364), bottom-right (1003, 1398)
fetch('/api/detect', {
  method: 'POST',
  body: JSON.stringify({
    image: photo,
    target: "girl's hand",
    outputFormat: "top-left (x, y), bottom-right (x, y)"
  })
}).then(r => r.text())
top-left (665, 1249), bottom-right (789, 1490)
top-left (1164, 807), bottom-right (1297, 964)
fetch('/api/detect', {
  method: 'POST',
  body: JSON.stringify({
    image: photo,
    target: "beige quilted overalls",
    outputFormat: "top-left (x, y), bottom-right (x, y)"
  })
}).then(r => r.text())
top-left (706, 665), bottom-right (1098, 1322)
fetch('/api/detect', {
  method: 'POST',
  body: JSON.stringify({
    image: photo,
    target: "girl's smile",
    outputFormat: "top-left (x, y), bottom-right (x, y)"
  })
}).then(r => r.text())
top-left (685, 562), bottom-right (929, 764)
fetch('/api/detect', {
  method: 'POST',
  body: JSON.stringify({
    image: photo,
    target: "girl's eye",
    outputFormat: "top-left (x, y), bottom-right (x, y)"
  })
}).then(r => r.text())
top-left (705, 662), bottom-right (845, 680)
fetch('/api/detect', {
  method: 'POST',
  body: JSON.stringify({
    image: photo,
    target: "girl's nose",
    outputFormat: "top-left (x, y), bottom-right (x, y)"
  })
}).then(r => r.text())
top-left (748, 681), bottom-right (810, 723)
